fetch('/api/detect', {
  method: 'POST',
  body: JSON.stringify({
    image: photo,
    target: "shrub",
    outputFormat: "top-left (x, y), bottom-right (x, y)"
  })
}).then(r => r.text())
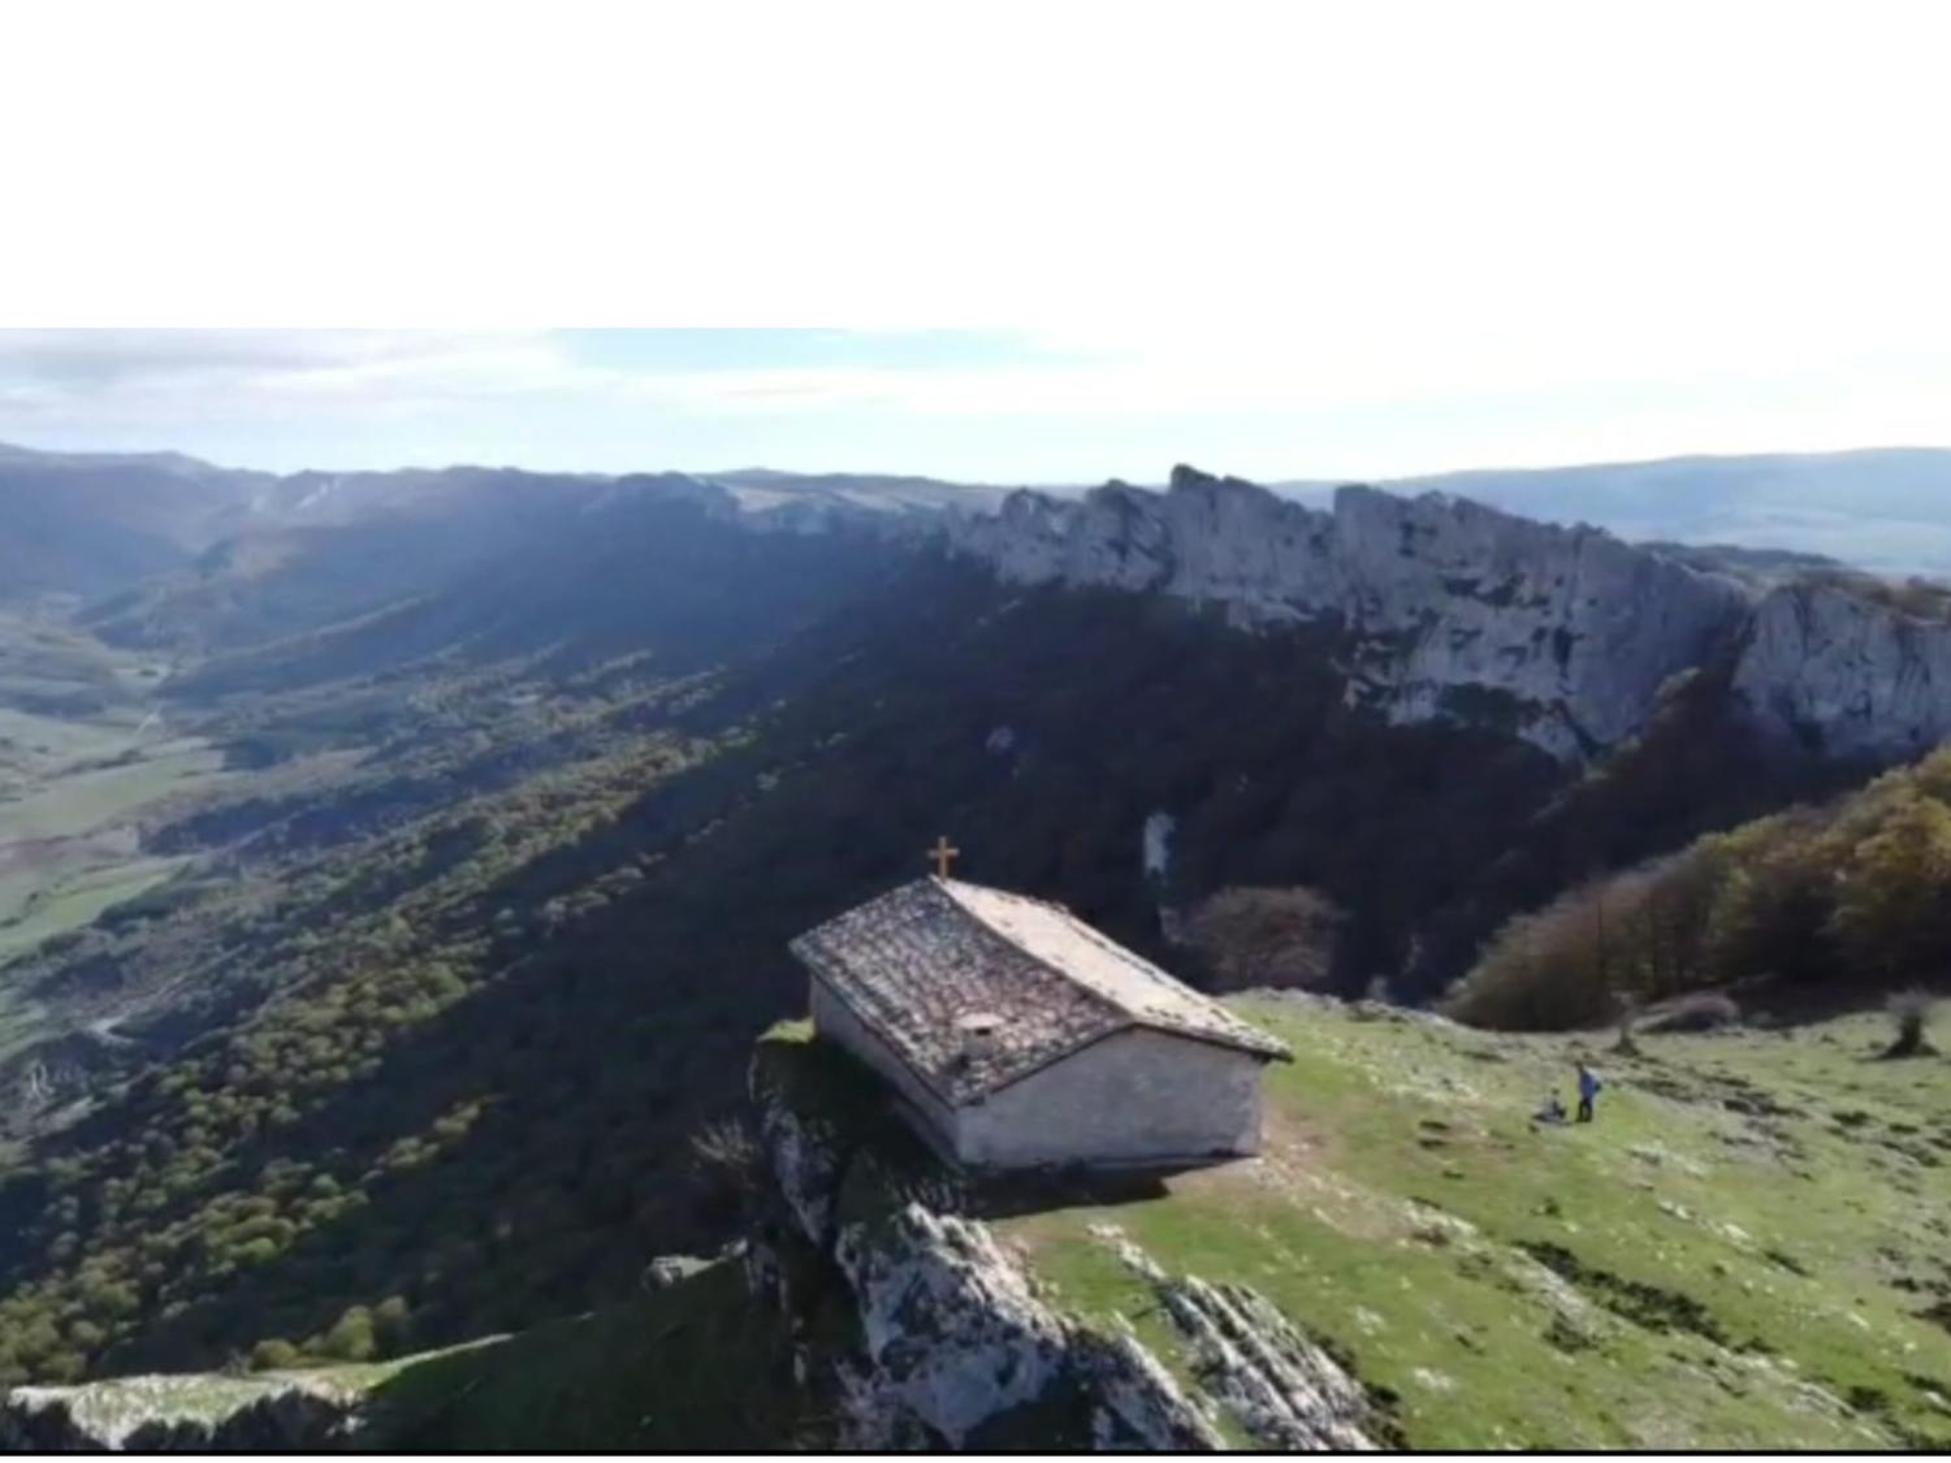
top-left (1451, 750), bottom-right (1951, 1029)
top-left (1611, 997), bottom-right (1642, 1055)
top-left (250, 1338), bottom-right (303, 1371)
top-left (1184, 886), bottom-right (1345, 993)
top-left (689, 1115), bottom-right (764, 1226)
top-left (1829, 798), bottom-right (1951, 981)
top-left (1639, 991), bottom-right (1742, 1035)
top-left (1797, 568), bottom-right (1951, 623)
top-left (1441, 880), bottom-right (1625, 1031)
top-left (1883, 988), bottom-right (1937, 1059)
top-left (318, 1304), bottom-right (377, 1363)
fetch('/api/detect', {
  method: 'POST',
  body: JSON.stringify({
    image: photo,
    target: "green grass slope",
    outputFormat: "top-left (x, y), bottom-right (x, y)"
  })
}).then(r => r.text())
top-left (1001, 997), bottom-right (1951, 1450)
top-left (352, 1259), bottom-right (809, 1450)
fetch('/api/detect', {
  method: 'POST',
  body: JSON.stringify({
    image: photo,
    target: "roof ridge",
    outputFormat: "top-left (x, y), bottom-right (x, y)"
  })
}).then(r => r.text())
top-left (933, 877), bottom-right (1142, 1026)
top-left (935, 879), bottom-right (1289, 1061)
top-left (792, 877), bottom-right (1289, 1109)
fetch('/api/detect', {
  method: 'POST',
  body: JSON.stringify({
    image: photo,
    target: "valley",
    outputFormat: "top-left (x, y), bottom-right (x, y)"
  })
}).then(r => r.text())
top-left (19, 999), bottom-right (1947, 1450)
top-left (0, 623), bottom-right (224, 1066)
top-left (0, 441), bottom-right (1949, 1450)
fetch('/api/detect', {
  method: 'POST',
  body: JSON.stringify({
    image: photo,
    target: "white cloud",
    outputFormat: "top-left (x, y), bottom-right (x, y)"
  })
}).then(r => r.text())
top-left (4, 324), bottom-right (1950, 482)
top-left (3, 2), bottom-right (1951, 477)
top-left (0, 330), bottom-right (596, 424)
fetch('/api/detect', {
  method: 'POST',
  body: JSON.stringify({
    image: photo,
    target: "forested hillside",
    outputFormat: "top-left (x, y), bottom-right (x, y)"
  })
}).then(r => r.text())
top-left (0, 448), bottom-right (1938, 1395)
top-left (1448, 745), bottom-right (1951, 1030)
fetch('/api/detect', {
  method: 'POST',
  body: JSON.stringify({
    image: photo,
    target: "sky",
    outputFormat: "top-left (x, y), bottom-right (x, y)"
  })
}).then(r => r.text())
top-left (4, 326), bottom-right (1951, 486)
top-left (4, 3), bottom-right (1951, 485)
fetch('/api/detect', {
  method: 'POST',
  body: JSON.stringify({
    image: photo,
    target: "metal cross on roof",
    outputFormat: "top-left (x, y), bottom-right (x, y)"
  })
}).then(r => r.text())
top-left (929, 835), bottom-right (960, 880)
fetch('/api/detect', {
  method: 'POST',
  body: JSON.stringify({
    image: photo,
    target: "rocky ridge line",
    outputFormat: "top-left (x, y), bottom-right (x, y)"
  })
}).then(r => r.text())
top-left (932, 466), bottom-right (1951, 763)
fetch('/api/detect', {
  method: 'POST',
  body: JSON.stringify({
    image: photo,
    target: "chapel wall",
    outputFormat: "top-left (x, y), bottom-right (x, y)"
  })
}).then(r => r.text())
top-left (953, 1026), bottom-right (1265, 1168)
top-left (808, 974), bottom-right (960, 1156)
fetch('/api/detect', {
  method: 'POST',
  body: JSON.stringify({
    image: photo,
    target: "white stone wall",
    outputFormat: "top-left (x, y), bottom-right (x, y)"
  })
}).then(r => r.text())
top-left (809, 975), bottom-right (959, 1157)
top-left (954, 1028), bottom-right (1265, 1168)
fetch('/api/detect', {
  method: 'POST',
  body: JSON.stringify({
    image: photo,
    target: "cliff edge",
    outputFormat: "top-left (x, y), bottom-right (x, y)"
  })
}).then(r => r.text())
top-left (939, 468), bottom-right (1951, 764)
top-left (10, 1001), bottom-right (1950, 1451)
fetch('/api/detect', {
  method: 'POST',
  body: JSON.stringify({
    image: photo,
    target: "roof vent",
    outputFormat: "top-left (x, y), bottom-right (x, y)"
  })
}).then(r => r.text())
top-left (956, 1012), bottom-right (1004, 1059)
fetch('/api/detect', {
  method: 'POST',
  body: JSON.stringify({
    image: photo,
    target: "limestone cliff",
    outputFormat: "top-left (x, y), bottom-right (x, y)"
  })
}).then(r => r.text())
top-left (1732, 581), bottom-right (1951, 761)
top-left (0, 1373), bottom-right (362, 1451)
top-left (742, 1024), bottom-right (1385, 1450)
top-left (942, 467), bottom-right (1751, 759)
top-left (936, 466), bottom-right (1951, 764)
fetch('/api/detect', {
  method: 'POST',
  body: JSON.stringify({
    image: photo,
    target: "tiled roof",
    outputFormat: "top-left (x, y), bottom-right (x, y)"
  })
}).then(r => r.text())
top-left (789, 877), bottom-right (1290, 1105)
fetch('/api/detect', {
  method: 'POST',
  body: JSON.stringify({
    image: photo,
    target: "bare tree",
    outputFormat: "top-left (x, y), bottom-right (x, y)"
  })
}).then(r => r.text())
top-left (1883, 988), bottom-right (1937, 1059)
top-left (1184, 886), bottom-right (1346, 992)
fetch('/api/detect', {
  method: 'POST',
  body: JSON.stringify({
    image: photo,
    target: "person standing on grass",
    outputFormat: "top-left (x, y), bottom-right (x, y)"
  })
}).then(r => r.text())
top-left (1576, 1062), bottom-right (1602, 1123)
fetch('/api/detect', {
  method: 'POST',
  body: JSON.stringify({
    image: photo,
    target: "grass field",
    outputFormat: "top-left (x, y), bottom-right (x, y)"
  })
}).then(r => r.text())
top-left (7, 1260), bottom-right (812, 1450)
top-left (0, 738), bottom-right (225, 839)
top-left (0, 736), bottom-right (226, 979)
top-left (0, 705), bottom-right (147, 785)
top-left (0, 611), bottom-right (160, 711)
top-left (15, 996), bottom-right (1951, 1449)
top-left (0, 856), bottom-right (187, 964)
top-left (998, 997), bottom-right (1951, 1450)
top-left (356, 1262), bottom-right (807, 1450)
top-left (0, 619), bottom-right (228, 1062)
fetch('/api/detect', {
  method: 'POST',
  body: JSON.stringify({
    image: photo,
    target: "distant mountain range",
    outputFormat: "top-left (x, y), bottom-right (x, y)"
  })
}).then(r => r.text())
top-left (5, 435), bottom-right (1951, 1405)
top-left (6, 441), bottom-right (1951, 616)
top-left (1278, 446), bottom-right (1951, 579)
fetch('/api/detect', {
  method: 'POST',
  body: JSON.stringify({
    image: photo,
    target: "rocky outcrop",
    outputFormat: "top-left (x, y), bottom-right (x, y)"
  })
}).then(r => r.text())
top-left (944, 467), bottom-right (1753, 759)
top-left (1098, 1222), bottom-right (1380, 1449)
top-left (745, 1030), bottom-right (1381, 1450)
top-left (829, 1202), bottom-right (1224, 1448)
top-left (0, 1373), bottom-right (361, 1452)
top-left (749, 1048), bottom-right (851, 1250)
top-left (1731, 582), bottom-right (1951, 760)
top-left (1151, 1276), bottom-right (1376, 1450)
top-left (936, 466), bottom-right (1951, 765)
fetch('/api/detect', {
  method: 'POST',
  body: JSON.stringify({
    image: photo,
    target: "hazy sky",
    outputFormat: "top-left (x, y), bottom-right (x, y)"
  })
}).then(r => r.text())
top-left (5, 5), bottom-right (1950, 484)
top-left (4, 326), bottom-right (1950, 485)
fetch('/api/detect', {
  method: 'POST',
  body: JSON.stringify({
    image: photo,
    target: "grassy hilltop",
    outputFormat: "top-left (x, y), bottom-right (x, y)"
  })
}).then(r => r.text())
top-left (12, 993), bottom-right (1951, 1450)
top-left (1000, 996), bottom-right (1951, 1450)
top-left (319, 994), bottom-right (1951, 1450)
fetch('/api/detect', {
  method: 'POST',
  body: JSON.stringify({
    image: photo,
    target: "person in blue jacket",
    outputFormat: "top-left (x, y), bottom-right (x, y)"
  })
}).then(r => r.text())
top-left (1575, 1063), bottom-right (1602, 1123)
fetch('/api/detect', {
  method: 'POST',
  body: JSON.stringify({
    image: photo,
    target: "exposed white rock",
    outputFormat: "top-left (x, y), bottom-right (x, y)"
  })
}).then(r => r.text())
top-left (1073, 1324), bottom-right (1227, 1450)
top-left (748, 1053), bottom-right (848, 1248)
top-left (944, 467), bottom-right (1754, 759)
top-left (832, 1204), bottom-right (1069, 1445)
top-left (749, 1047), bottom-right (1235, 1450)
top-left (936, 465), bottom-right (1951, 765)
top-left (1142, 810), bottom-right (1176, 883)
top-left (1153, 1275), bottom-right (1378, 1450)
top-left (0, 1373), bottom-right (361, 1452)
top-left (641, 1253), bottom-right (712, 1291)
top-left (1732, 582), bottom-right (1951, 760)
top-left (830, 1203), bottom-right (1222, 1449)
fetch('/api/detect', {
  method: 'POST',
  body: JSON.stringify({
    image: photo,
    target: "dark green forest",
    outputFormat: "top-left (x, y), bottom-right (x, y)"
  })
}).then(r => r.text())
top-left (1447, 743), bottom-right (1951, 1029)
top-left (0, 533), bottom-right (1883, 1387)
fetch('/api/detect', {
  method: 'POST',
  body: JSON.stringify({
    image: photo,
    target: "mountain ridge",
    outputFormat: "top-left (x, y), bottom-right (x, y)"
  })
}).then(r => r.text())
top-left (934, 466), bottom-right (1951, 763)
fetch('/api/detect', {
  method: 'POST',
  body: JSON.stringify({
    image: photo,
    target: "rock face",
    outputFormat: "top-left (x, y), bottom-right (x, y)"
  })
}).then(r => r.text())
top-left (0, 1373), bottom-right (361, 1452)
top-left (745, 1033), bottom-right (1380, 1450)
top-left (1151, 1275), bottom-right (1376, 1450)
top-left (937, 466), bottom-right (1951, 764)
top-left (777, 1183), bottom-right (1232, 1449)
top-left (943, 468), bottom-right (1754, 759)
top-left (1732, 582), bottom-right (1951, 761)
